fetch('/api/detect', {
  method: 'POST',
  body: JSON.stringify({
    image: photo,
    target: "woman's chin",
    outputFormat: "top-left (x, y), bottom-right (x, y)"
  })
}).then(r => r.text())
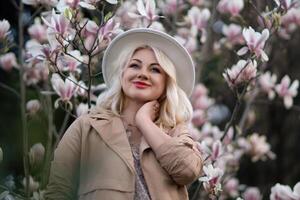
top-left (128, 95), bottom-right (157, 103)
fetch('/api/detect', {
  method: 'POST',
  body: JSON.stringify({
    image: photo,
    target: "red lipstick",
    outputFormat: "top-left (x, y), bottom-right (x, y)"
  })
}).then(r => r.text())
top-left (133, 81), bottom-right (150, 89)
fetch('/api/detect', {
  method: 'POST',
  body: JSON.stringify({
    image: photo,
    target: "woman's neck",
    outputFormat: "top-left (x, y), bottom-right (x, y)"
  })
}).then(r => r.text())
top-left (121, 98), bottom-right (144, 126)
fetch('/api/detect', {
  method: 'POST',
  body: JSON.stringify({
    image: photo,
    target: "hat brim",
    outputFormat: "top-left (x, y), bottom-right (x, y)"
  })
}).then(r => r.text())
top-left (102, 28), bottom-right (195, 97)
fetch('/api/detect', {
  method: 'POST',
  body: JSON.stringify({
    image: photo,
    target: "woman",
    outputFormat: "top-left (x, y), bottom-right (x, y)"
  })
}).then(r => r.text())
top-left (45, 28), bottom-right (203, 200)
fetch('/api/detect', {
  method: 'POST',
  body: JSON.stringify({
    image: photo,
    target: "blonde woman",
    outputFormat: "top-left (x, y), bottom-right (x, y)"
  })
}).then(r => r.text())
top-left (45, 28), bottom-right (203, 200)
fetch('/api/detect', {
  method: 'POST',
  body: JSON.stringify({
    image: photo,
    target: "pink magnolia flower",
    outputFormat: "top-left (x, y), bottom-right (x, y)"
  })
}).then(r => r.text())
top-left (237, 137), bottom-right (252, 152)
top-left (191, 83), bottom-right (214, 110)
top-left (275, 75), bottom-right (299, 109)
top-left (189, 0), bottom-right (204, 6)
top-left (293, 182), bottom-right (300, 199)
top-left (211, 140), bottom-right (223, 161)
top-left (243, 187), bottom-right (262, 200)
top-left (81, 20), bottom-right (98, 50)
top-left (174, 28), bottom-right (197, 53)
top-left (280, 8), bottom-right (300, 39)
top-left (192, 109), bottom-right (206, 127)
top-left (187, 7), bottom-right (210, 42)
top-left (222, 23), bottom-right (244, 46)
top-left (56, 0), bottom-right (81, 11)
top-left (46, 11), bottom-right (71, 36)
top-left (160, 0), bottom-right (185, 15)
top-left (25, 40), bottom-right (59, 63)
top-left (28, 20), bottom-right (48, 43)
top-left (115, 1), bottom-right (139, 29)
top-left (26, 99), bottom-right (41, 115)
top-left (0, 53), bottom-right (18, 72)
top-left (222, 126), bottom-right (234, 145)
top-left (57, 50), bottom-right (84, 73)
top-left (98, 18), bottom-right (121, 43)
top-left (191, 83), bottom-right (208, 102)
top-left (224, 178), bottom-right (239, 197)
top-left (259, 71), bottom-right (277, 100)
top-left (217, 0), bottom-right (244, 17)
top-left (83, 18), bottom-right (121, 52)
top-left (197, 140), bottom-right (211, 157)
top-left (201, 122), bottom-right (223, 140)
top-left (77, 81), bottom-right (88, 97)
top-left (248, 133), bottom-right (274, 162)
top-left (24, 61), bottom-right (49, 86)
top-left (0, 19), bottom-right (11, 40)
top-left (193, 96), bottom-right (214, 110)
top-left (128, 0), bottom-right (159, 26)
top-left (22, 0), bottom-right (58, 6)
top-left (270, 183), bottom-right (296, 200)
top-left (281, 8), bottom-right (300, 27)
top-left (51, 73), bottom-right (78, 108)
top-left (199, 164), bottom-right (224, 195)
top-left (42, 10), bottom-right (75, 48)
top-left (237, 27), bottom-right (269, 62)
top-left (223, 59), bottom-right (257, 88)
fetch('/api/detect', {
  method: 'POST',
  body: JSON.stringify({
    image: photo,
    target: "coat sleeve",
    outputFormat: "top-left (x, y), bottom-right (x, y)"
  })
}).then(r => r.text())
top-left (154, 123), bottom-right (203, 186)
top-left (44, 117), bottom-right (82, 200)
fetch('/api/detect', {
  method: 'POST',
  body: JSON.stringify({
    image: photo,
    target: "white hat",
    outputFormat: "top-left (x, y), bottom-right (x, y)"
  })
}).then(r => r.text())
top-left (102, 28), bottom-right (195, 97)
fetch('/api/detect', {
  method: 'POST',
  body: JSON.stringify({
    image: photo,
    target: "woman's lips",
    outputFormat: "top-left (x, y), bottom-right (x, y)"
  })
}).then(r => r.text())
top-left (133, 81), bottom-right (150, 89)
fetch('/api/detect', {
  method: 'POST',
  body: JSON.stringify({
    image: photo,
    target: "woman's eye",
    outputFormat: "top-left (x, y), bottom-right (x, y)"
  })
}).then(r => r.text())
top-left (129, 64), bottom-right (139, 69)
top-left (151, 67), bottom-right (161, 73)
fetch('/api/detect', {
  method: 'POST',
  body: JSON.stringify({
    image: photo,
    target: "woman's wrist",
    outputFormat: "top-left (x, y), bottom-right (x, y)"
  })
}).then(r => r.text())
top-left (136, 115), bottom-right (153, 129)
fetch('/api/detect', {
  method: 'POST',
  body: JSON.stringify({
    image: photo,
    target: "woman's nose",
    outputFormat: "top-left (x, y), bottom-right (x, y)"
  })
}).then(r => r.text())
top-left (137, 67), bottom-right (149, 79)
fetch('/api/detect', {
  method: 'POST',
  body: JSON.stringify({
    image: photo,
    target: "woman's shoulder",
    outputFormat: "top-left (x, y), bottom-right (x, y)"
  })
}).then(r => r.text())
top-left (69, 111), bottom-right (112, 129)
top-left (76, 112), bottom-right (112, 124)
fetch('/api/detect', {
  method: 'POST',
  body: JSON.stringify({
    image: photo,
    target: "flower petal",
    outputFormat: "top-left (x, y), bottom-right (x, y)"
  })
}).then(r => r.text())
top-left (105, 0), bottom-right (118, 4)
top-left (79, 2), bottom-right (96, 10)
top-left (284, 96), bottom-right (293, 109)
top-left (260, 50), bottom-right (269, 62)
top-left (237, 46), bottom-right (248, 56)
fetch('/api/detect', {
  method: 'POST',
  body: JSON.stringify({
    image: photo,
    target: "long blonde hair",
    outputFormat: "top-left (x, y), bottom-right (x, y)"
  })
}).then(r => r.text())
top-left (95, 45), bottom-right (193, 129)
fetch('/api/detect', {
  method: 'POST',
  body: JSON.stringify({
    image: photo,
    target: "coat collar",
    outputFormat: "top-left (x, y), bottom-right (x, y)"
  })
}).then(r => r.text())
top-left (89, 113), bottom-right (151, 174)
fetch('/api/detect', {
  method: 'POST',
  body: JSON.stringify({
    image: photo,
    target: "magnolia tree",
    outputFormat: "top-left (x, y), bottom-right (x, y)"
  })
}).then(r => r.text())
top-left (0, 0), bottom-right (300, 199)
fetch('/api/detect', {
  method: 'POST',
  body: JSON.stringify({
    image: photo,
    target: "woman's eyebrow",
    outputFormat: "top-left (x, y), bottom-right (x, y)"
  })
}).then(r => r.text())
top-left (131, 58), bottom-right (142, 63)
top-left (131, 58), bottom-right (160, 66)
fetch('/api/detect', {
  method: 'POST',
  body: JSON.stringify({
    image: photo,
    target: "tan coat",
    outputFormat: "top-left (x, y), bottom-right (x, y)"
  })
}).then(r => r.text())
top-left (44, 113), bottom-right (203, 200)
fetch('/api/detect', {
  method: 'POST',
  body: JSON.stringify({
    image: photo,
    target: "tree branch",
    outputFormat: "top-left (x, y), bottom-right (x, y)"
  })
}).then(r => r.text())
top-left (0, 82), bottom-right (20, 99)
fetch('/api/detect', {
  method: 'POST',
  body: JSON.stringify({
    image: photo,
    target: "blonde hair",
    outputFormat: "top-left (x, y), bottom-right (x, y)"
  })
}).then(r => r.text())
top-left (95, 45), bottom-right (193, 129)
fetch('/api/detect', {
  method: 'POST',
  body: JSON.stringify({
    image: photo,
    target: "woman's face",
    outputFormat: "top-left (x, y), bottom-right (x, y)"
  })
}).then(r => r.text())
top-left (121, 48), bottom-right (167, 103)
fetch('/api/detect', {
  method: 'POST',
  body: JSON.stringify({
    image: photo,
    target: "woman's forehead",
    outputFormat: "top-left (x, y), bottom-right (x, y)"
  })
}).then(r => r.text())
top-left (130, 48), bottom-right (158, 63)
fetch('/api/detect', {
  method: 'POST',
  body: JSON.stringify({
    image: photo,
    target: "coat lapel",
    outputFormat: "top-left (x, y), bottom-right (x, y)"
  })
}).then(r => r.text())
top-left (89, 114), bottom-right (135, 175)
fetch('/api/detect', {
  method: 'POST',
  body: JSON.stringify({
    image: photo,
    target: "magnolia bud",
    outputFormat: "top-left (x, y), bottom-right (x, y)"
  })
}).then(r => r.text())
top-left (29, 143), bottom-right (45, 169)
top-left (0, 53), bottom-right (17, 72)
top-left (0, 19), bottom-right (10, 40)
top-left (26, 99), bottom-right (41, 115)
top-left (22, 176), bottom-right (39, 193)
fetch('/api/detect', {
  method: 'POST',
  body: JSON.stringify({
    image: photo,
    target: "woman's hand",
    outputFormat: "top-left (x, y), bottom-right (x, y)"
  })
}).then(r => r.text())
top-left (135, 100), bottom-right (160, 127)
